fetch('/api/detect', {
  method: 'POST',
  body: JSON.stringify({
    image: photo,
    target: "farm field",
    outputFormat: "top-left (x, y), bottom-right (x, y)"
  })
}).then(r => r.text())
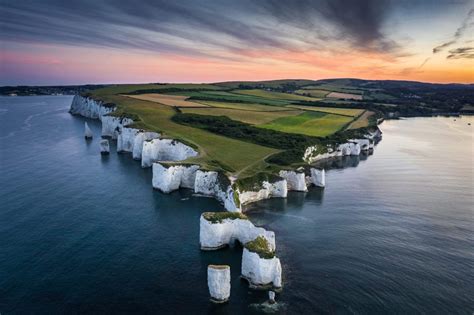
top-left (196, 101), bottom-right (291, 112)
top-left (259, 111), bottom-right (353, 137)
top-left (180, 107), bottom-right (303, 125)
top-left (295, 89), bottom-right (329, 98)
top-left (127, 94), bottom-right (208, 107)
top-left (347, 111), bottom-right (374, 129)
top-left (233, 89), bottom-right (319, 101)
top-left (172, 90), bottom-right (290, 106)
top-left (327, 92), bottom-right (363, 100)
top-left (288, 105), bottom-right (364, 117)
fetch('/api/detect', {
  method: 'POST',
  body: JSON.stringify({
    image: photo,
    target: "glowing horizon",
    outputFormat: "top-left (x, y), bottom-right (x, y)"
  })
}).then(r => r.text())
top-left (1, 0), bottom-right (473, 85)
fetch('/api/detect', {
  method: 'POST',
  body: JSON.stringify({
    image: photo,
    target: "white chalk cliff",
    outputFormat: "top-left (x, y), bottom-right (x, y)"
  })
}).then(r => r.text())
top-left (132, 131), bottom-right (160, 160)
top-left (207, 265), bottom-right (231, 303)
top-left (241, 248), bottom-right (282, 290)
top-left (141, 139), bottom-right (198, 168)
top-left (152, 163), bottom-right (200, 193)
top-left (237, 180), bottom-right (287, 206)
top-left (308, 168), bottom-right (325, 187)
top-left (70, 95), bottom-right (115, 119)
top-left (194, 170), bottom-right (239, 211)
top-left (279, 170), bottom-right (307, 192)
top-left (199, 215), bottom-right (275, 250)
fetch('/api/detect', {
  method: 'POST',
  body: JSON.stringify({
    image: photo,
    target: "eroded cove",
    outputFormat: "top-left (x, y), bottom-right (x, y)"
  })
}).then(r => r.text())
top-left (1, 96), bottom-right (473, 314)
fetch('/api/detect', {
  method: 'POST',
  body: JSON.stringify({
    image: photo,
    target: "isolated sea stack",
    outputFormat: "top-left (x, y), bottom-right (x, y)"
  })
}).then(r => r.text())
top-left (99, 139), bottom-right (110, 155)
top-left (207, 265), bottom-right (231, 303)
top-left (84, 122), bottom-right (93, 139)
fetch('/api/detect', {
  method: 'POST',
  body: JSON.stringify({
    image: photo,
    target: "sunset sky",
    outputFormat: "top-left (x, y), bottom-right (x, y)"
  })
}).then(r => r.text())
top-left (1, 0), bottom-right (473, 85)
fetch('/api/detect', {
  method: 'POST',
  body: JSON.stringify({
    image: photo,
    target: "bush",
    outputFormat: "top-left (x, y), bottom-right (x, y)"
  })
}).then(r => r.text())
top-left (202, 212), bottom-right (247, 224)
top-left (244, 236), bottom-right (275, 259)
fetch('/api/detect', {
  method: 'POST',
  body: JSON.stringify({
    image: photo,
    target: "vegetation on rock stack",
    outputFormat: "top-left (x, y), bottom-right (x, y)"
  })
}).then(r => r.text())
top-left (203, 212), bottom-right (248, 224)
top-left (244, 236), bottom-right (275, 259)
top-left (234, 172), bottom-right (283, 192)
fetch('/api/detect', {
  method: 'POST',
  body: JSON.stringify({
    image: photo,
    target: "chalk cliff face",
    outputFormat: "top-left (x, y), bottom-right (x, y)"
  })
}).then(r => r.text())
top-left (238, 180), bottom-right (288, 206)
top-left (101, 116), bottom-right (133, 139)
top-left (199, 215), bottom-right (275, 250)
top-left (279, 170), bottom-right (307, 192)
top-left (350, 139), bottom-right (371, 151)
top-left (308, 168), bottom-right (325, 187)
top-left (117, 127), bottom-right (140, 152)
top-left (194, 170), bottom-right (239, 211)
top-left (132, 131), bottom-right (160, 160)
top-left (152, 163), bottom-right (199, 193)
top-left (338, 143), bottom-right (351, 156)
top-left (141, 139), bottom-right (198, 168)
top-left (241, 248), bottom-right (282, 290)
top-left (207, 265), bottom-right (231, 303)
top-left (69, 95), bottom-right (115, 118)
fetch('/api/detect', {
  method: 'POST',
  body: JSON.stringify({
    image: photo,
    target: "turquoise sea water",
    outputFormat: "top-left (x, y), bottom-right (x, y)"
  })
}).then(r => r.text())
top-left (1, 96), bottom-right (472, 314)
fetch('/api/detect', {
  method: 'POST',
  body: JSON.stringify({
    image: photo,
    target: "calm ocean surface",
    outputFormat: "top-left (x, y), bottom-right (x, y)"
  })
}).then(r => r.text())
top-left (0, 96), bottom-right (472, 314)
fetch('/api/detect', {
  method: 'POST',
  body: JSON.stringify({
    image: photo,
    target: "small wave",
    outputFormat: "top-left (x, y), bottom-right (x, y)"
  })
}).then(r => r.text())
top-left (192, 193), bottom-right (214, 198)
top-left (260, 210), bottom-right (314, 223)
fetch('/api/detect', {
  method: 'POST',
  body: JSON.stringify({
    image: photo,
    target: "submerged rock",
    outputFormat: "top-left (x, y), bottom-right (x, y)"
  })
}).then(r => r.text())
top-left (99, 139), bottom-right (110, 155)
top-left (84, 122), bottom-right (93, 139)
top-left (207, 265), bottom-right (231, 303)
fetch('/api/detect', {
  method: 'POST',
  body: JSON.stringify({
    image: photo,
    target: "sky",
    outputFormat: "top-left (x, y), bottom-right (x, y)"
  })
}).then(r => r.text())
top-left (0, 0), bottom-right (473, 85)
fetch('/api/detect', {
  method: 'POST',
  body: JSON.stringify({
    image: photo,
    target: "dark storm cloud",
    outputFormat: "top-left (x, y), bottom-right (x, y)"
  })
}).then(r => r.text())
top-left (0, 0), bottom-right (400, 58)
top-left (432, 9), bottom-right (473, 53)
top-left (258, 0), bottom-right (395, 50)
top-left (446, 47), bottom-right (474, 59)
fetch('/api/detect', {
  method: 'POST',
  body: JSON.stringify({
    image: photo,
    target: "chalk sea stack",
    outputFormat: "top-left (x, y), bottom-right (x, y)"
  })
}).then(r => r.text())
top-left (208, 265), bottom-right (231, 303)
top-left (268, 291), bottom-right (276, 304)
top-left (84, 122), bottom-right (93, 139)
top-left (99, 139), bottom-right (110, 155)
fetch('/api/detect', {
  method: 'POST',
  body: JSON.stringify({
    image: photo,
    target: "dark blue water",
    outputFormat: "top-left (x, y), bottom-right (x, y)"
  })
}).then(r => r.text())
top-left (1, 96), bottom-right (473, 314)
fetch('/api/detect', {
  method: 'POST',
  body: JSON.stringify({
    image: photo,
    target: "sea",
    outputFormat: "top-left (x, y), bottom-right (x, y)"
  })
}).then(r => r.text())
top-left (0, 96), bottom-right (472, 314)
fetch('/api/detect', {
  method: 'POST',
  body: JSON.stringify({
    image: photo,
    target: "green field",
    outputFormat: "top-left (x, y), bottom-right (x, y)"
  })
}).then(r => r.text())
top-left (288, 105), bottom-right (364, 117)
top-left (171, 90), bottom-right (290, 106)
top-left (196, 101), bottom-right (292, 111)
top-left (259, 111), bottom-right (353, 137)
top-left (180, 107), bottom-right (303, 125)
